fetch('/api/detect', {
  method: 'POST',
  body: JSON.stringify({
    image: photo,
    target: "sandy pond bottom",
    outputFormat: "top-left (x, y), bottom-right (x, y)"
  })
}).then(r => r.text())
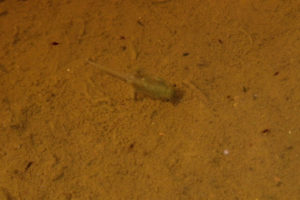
top-left (0, 0), bottom-right (299, 199)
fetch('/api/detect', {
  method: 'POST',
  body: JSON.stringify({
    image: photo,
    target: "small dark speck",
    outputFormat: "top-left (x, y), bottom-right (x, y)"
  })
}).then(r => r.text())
top-left (137, 19), bottom-right (144, 26)
top-left (226, 95), bottom-right (233, 100)
top-left (0, 10), bottom-right (8, 16)
top-left (285, 146), bottom-right (293, 150)
top-left (51, 42), bottom-right (59, 45)
top-left (197, 63), bottom-right (206, 68)
top-left (25, 161), bottom-right (33, 171)
top-left (182, 52), bottom-right (190, 56)
top-left (121, 46), bottom-right (127, 51)
top-left (262, 129), bottom-right (271, 134)
top-left (120, 36), bottom-right (125, 40)
top-left (197, 59), bottom-right (210, 68)
top-left (276, 181), bottom-right (283, 187)
top-left (243, 86), bottom-right (249, 93)
top-left (273, 71), bottom-right (279, 76)
top-left (218, 39), bottom-right (223, 44)
top-left (0, 0), bottom-right (5, 3)
top-left (129, 143), bottom-right (135, 150)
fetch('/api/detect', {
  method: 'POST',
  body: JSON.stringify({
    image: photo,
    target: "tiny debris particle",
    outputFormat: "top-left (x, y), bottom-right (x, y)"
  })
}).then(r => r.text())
top-left (253, 94), bottom-right (258, 100)
top-left (182, 52), bottom-right (190, 56)
top-left (129, 143), bottom-right (135, 150)
top-left (242, 86), bottom-right (249, 93)
top-left (274, 176), bottom-right (282, 186)
top-left (273, 71), bottom-right (279, 76)
top-left (137, 18), bottom-right (144, 26)
top-left (285, 146), bottom-right (293, 150)
top-left (223, 149), bottom-right (229, 155)
top-left (0, 10), bottom-right (8, 17)
top-left (121, 46), bottom-right (127, 51)
top-left (262, 129), bottom-right (271, 134)
top-left (25, 161), bottom-right (33, 171)
top-left (51, 41), bottom-right (59, 45)
top-left (197, 62), bottom-right (208, 68)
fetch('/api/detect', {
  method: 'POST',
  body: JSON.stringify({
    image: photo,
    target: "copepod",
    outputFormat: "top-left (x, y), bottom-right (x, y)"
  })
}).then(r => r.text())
top-left (88, 60), bottom-right (180, 103)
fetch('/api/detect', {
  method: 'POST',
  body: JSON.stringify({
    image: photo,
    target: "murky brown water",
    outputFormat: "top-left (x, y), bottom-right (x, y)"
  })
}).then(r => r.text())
top-left (0, 0), bottom-right (299, 199)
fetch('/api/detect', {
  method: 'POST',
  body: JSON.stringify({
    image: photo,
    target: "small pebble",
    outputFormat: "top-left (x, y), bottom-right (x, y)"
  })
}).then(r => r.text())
top-left (223, 149), bottom-right (229, 155)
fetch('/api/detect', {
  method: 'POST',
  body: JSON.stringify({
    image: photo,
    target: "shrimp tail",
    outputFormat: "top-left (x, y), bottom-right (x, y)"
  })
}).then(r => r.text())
top-left (87, 60), bottom-right (129, 82)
